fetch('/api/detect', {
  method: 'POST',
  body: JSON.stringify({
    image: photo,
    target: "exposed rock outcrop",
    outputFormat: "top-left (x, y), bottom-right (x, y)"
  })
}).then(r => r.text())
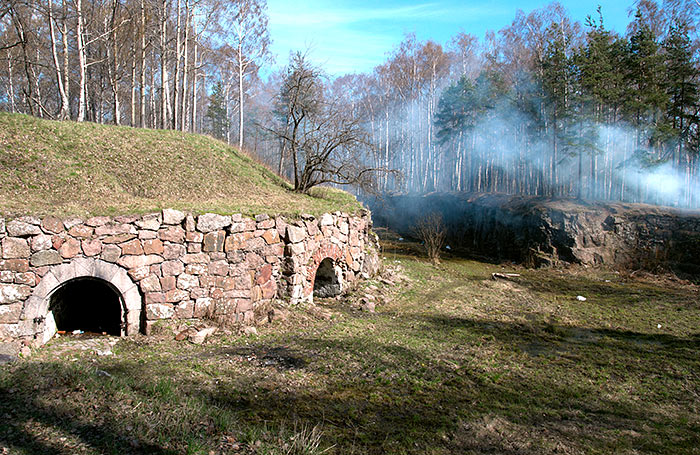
top-left (371, 192), bottom-right (700, 273)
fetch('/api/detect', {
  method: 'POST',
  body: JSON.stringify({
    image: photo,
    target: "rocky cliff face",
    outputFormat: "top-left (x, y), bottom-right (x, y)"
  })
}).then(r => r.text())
top-left (369, 192), bottom-right (700, 274)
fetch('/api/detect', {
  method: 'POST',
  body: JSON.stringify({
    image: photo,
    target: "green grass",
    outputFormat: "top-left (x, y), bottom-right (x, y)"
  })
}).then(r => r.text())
top-left (0, 113), bottom-right (362, 217)
top-left (1, 250), bottom-right (699, 454)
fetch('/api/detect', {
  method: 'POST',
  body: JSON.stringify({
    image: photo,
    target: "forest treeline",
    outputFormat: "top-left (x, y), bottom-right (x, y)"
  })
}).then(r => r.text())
top-left (1, 0), bottom-right (699, 207)
top-left (0, 0), bottom-right (269, 149)
top-left (354, 0), bottom-right (700, 207)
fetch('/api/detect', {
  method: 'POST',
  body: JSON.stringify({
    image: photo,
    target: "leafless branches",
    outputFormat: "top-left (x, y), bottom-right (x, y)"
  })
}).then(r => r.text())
top-left (414, 212), bottom-right (447, 265)
top-left (269, 52), bottom-right (396, 194)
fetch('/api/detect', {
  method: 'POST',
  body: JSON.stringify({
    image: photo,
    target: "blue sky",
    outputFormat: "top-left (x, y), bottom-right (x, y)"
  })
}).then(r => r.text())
top-left (266, 0), bottom-right (635, 76)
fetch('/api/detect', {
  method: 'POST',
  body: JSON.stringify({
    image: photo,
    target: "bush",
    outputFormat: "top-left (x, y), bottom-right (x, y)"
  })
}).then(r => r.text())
top-left (414, 213), bottom-right (447, 265)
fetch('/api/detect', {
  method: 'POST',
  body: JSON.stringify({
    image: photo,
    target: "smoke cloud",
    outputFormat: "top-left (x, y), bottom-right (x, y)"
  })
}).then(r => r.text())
top-left (380, 89), bottom-right (700, 209)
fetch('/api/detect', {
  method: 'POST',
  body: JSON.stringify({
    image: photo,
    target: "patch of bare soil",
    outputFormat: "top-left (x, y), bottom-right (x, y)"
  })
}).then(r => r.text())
top-left (219, 346), bottom-right (308, 371)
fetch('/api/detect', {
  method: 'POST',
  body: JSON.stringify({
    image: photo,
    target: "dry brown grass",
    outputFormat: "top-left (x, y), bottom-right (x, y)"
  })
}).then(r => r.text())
top-left (0, 113), bottom-right (362, 217)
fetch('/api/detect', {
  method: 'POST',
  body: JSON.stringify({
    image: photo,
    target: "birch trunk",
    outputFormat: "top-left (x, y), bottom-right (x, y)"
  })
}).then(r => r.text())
top-left (190, 26), bottom-right (198, 132)
top-left (160, 0), bottom-right (168, 128)
top-left (139, 0), bottom-right (146, 127)
top-left (32, 48), bottom-right (43, 117)
top-left (224, 79), bottom-right (231, 144)
top-left (76, 0), bottom-right (87, 122)
top-left (130, 43), bottom-right (137, 126)
top-left (109, 0), bottom-right (121, 125)
top-left (61, 0), bottom-right (70, 116)
top-left (48, 0), bottom-right (70, 119)
top-left (150, 60), bottom-right (157, 126)
top-left (6, 51), bottom-right (16, 112)
top-left (238, 47), bottom-right (244, 149)
top-left (172, 0), bottom-right (181, 129)
top-left (179, 0), bottom-right (189, 131)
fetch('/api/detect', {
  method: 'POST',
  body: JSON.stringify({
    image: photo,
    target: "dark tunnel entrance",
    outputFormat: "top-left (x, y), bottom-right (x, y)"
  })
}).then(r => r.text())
top-left (49, 277), bottom-right (124, 335)
top-left (313, 258), bottom-right (342, 298)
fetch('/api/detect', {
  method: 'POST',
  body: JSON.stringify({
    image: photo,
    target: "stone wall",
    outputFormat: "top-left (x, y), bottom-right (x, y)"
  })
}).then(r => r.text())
top-left (0, 209), bottom-right (379, 351)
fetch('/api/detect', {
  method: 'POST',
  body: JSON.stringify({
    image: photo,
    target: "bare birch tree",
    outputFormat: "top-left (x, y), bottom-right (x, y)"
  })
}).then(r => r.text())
top-left (47, 0), bottom-right (69, 119)
top-left (271, 53), bottom-right (392, 193)
top-left (224, 0), bottom-right (269, 149)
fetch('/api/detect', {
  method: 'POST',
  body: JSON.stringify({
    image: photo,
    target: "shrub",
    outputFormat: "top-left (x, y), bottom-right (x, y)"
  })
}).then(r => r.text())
top-left (414, 213), bottom-right (447, 265)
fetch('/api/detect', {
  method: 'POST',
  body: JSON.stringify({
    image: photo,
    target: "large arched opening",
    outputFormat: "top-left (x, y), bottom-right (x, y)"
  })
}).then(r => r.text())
top-left (313, 258), bottom-right (342, 298)
top-left (49, 277), bottom-right (124, 335)
top-left (24, 258), bottom-right (142, 345)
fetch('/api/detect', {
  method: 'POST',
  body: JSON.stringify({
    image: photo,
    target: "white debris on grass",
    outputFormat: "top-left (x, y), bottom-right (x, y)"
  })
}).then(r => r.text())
top-left (576, 295), bottom-right (587, 301)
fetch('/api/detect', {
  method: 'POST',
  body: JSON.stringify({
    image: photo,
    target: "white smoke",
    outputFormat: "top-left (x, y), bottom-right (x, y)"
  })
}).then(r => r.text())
top-left (382, 89), bottom-right (699, 208)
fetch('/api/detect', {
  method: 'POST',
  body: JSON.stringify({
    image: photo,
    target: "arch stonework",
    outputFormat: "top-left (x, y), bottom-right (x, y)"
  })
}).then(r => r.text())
top-left (0, 209), bottom-right (378, 351)
top-left (305, 242), bottom-right (345, 298)
top-left (279, 212), bottom-right (380, 304)
top-left (22, 258), bottom-right (140, 345)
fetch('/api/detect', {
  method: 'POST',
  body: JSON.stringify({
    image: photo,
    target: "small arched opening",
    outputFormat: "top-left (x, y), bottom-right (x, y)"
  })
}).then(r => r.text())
top-left (313, 258), bottom-right (342, 298)
top-left (49, 277), bottom-right (124, 335)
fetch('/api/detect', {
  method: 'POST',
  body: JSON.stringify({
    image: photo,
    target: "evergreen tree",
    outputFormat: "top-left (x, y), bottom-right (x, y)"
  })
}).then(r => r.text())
top-left (626, 10), bottom-right (667, 146)
top-left (206, 81), bottom-right (229, 141)
top-left (434, 76), bottom-right (478, 145)
top-left (577, 11), bottom-right (622, 122)
top-left (541, 22), bottom-right (573, 191)
top-left (573, 10), bottom-right (623, 198)
top-left (663, 18), bottom-right (699, 165)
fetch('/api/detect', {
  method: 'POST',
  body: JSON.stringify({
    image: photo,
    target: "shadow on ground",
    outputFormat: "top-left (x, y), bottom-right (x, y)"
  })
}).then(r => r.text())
top-left (2, 307), bottom-right (699, 454)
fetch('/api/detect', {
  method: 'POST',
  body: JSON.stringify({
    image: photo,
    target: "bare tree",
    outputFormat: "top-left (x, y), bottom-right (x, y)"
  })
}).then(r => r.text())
top-left (106, 0), bottom-right (126, 125)
top-left (414, 213), bottom-right (447, 265)
top-left (178, 0), bottom-right (189, 130)
top-left (138, 0), bottom-right (147, 126)
top-left (271, 52), bottom-right (393, 194)
top-left (0, 0), bottom-right (271, 136)
top-left (274, 52), bottom-right (322, 190)
top-left (75, 0), bottom-right (87, 121)
top-left (159, 0), bottom-right (169, 128)
top-left (7, 1), bottom-right (37, 115)
top-left (46, 0), bottom-right (70, 119)
top-left (224, 0), bottom-right (269, 149)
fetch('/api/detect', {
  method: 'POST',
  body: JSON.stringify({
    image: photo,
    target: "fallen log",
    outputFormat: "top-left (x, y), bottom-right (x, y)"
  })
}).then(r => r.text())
top-left (491, 272), bottom-right (521, 281)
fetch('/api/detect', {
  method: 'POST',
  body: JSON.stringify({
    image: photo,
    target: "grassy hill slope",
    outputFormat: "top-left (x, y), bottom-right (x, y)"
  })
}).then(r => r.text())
top-left (0, 113), bottom-right (361, 217)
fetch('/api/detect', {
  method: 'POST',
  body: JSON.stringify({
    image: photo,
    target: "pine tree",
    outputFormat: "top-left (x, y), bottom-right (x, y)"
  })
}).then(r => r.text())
top-left (663, 18), bottom-right (699, 166)
top-left (206, 81), bottom-right (229, 141)
top-left (434, 76), bottom-right (477, 145)
top-left (574, 10), bottom-right (623, 198)
top-left (540, 22), bottom-right (572, 192)
top-left (622, 10), bottom-right (667, 201)
top-left (577, 12), bottom-right (620, 122)
top-left (626, 10), bottom-right (667, 146)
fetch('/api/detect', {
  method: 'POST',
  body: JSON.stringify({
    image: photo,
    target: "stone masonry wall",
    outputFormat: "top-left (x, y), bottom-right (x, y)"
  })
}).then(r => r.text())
top-left (0, 209), bottom-right (379, 351)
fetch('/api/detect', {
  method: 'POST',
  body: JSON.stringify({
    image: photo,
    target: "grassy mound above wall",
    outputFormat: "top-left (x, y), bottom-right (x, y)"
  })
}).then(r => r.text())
top-left (0, 113), bottom-right (362, 217)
